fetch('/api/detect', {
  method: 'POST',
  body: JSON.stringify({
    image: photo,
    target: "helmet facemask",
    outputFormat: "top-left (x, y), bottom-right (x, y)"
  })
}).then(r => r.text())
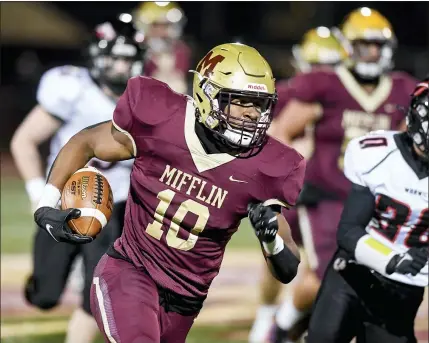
top-left (197, 78), bottom-right (277, 156)
top-left (95, 37), bottom-right (145, 95)
top-left (351, 39), bottom-right (395, 80)
top-left (407, 87), bottom-right (429, 161)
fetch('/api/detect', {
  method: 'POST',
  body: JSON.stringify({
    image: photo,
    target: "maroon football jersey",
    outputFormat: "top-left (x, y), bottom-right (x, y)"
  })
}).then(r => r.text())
top-left (274, 79), bottom-right (293, 117)
top-left (144, 40), bottom-right (191, 77)
top-left (112, 77), bottom-right (306, 299)
top-left (288, 65), bottom-right (416, 200)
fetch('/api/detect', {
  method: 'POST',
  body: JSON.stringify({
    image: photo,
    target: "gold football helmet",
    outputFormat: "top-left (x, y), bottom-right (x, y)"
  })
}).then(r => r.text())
top-left (337, 7), bottom-right (396, 79)
top-left (191, 43), bottom-right (277, 153)
top-left (133, 2), bottom-right (185, 52)
top-left (292, 26), bottom-right (348, 73)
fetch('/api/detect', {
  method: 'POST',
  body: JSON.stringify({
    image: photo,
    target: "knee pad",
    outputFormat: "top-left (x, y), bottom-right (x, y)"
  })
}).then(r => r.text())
top-left (24, 275), bottom-right (61, 310)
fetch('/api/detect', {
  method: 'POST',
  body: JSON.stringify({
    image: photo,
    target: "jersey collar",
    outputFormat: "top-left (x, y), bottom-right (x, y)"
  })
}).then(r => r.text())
top-left (394, 133), bottom-right (429, 180)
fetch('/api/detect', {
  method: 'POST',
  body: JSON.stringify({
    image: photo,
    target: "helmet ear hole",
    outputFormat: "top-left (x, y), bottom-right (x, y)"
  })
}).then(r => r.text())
top-left (196, 93), bottom-right (203, 103)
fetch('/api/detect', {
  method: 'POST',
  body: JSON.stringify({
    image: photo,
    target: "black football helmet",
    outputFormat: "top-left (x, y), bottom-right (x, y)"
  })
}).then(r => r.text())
top-left (88, 18), bottom-right (146, 95)
top-left (407, 79), bottom-right (429, 160)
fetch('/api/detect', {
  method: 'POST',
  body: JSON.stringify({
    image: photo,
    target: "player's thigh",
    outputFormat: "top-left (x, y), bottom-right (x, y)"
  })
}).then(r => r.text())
top-left (361, 322), bottom-right (412, 343)
top-left (362, 277), bottom-right (424, 343)
top-left (298, 201), bottom-right (343, 279)
top-left (81, 201), bottom-right (126, 313)
top-left (160, 310), bottom-right (198, 343)
top-left (90, 254), bottom-right (161, 343)
top-left (26, 227), bottom-right (79, 307)
top-left (306, 259), bottom-right (360, 343)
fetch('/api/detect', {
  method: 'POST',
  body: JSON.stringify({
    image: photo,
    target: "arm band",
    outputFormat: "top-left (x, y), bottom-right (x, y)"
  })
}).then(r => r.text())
top-left (262, 234), bottom-right (284, 255)
top-left (336, 183), bottom-right (376, 253)
top-left (36, 184), bottom-right (61, 210)
top-left (355, 235), bottom-right (396, 274)
top-left (267, 239), bottom-right (300, 284)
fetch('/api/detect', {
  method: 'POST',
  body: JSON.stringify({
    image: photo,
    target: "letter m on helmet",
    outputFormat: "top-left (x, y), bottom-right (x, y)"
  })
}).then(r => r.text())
top-left (196, 51), bottom-right (225, 77)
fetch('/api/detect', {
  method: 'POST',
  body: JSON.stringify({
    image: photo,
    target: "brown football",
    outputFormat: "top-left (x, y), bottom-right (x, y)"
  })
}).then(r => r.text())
top-left (61, 167), bottom-right (114, 238)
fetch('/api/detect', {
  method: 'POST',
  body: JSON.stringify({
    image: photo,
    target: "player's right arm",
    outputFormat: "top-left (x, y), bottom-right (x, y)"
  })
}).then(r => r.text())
top-left (45, 121), bottom-right (134, 194)
top-left (10, 105), bottom-right (62, 210)
top-left (34, 77), bottom-right (139, 244)
top-left (336, 136), bottom-right (427, 276)
top-left (10, 67), bottom-right (83, 210)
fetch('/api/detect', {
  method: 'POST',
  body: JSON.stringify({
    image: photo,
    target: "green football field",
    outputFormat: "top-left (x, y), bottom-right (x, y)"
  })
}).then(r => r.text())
top-left (0, 176), bottom-right (261, 343)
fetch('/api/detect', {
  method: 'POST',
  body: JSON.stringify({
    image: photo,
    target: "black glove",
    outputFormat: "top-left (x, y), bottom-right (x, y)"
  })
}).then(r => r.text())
top-left (248, 202), bottom-right (278, 243)
top-left (34, 207), bottom-right (93, 244)
top-left (386, 247), bottom-right (428, 276)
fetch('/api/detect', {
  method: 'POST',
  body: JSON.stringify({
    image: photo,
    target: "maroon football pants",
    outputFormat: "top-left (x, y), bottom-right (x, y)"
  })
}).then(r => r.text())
top-left (90, 254), bottom-right (197, 343)
top-left (284, 200), bottom-right (344, 280)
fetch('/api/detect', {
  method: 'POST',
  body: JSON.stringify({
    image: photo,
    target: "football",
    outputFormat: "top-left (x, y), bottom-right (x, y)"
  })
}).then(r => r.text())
top-left (61, 166), bottom-right (114, 238)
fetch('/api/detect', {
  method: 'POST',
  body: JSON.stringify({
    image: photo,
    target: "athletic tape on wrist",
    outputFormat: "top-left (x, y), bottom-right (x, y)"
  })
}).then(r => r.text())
top-left (262, 235), bottom-right (285, 256)
top-left (36, 183), bottom-right (61, 210)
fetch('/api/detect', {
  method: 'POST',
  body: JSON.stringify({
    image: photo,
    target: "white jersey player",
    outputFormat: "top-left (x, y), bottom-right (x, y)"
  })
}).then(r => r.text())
top-left (40, 66), bottom-right (133, 202)
top-left (10, 20), bottom-right (146, 343)
top-left (306, 79), bottom-right (429, 343)
top-left (344, 130), bottom-right (428, 286)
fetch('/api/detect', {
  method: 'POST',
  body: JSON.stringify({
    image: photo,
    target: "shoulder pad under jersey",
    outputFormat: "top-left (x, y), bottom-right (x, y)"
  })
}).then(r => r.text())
top-left (344, 130), bottom-right (399, 186)
top-left (390, 71), bottom-right (418, 95)
top-left (257, 138), bottom-right (306, 208)
top-left (288, 68), bottom-right (335, 103)
top-left (36, 66), bottom-right (90, 122)
top-left (127, 76), bottom-right (188, 126)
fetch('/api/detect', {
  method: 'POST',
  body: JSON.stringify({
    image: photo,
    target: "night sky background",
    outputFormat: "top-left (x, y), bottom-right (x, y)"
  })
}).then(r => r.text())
top-left (1, 1), bottom-right (428, 149)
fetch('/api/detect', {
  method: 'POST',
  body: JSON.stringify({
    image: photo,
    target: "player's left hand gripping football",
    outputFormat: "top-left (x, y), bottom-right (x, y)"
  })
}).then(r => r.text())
top-left (34, 207), bottom-right (93, 244)
top-left (248, 202), bottom-right (278, 243)
top-left (386, 247), bottom-right (428, 276)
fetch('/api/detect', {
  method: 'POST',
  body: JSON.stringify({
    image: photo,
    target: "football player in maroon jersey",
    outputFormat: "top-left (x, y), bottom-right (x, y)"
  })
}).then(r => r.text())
top-left (269, 7), bottom-right (417, 343)
top-left (132, 1), bottom-right (191, 94)
top-left (33, 43), bottom-right (306, 343)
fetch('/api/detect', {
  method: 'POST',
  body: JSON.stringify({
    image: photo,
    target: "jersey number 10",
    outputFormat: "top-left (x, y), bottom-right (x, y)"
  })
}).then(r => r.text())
top-left (145, 189), bottom-right (210, 251)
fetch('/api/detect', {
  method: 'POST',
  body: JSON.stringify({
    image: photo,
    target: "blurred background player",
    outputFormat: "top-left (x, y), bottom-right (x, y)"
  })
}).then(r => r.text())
top-left (133, 1), bottom-right (191, 94)
top-left (307, 79), bottom-right (429, 343)
top-left (268, 7), bottom-right (418, 343)
top-left (249, 26), bottom-right (347, 343)
top-left (9, 19), bottom-right (146, 343)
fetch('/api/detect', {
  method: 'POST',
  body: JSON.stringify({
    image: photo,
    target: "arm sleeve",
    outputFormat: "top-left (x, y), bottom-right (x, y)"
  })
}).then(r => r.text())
top-left (36, 66), bottom-right (83, 122)
top-left (336, 183), bottom-right (376, 253)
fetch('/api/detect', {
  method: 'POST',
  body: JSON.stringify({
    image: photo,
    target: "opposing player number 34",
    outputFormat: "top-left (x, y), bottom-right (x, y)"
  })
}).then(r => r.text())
top-left (145, 189), bottom-right (210, 251)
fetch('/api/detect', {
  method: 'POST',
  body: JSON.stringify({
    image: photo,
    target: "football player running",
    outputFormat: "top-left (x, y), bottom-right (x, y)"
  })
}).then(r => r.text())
top-left (269, 7), bottom-right (417, 343)
top-left (33, 43), bottom-right (306, 343)
top-left (132, 1), bottom-right (191, 94)
top-left (249, 26), bottom-right (347, 343)
top-left (10, 20), bottom-right (145, 343)
top-left (306, 79), bottom-right (429, 343)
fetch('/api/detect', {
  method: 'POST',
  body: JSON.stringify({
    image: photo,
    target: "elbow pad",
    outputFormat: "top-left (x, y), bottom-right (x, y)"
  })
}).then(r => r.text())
top-left (268, 244), bottom-right (300, 284)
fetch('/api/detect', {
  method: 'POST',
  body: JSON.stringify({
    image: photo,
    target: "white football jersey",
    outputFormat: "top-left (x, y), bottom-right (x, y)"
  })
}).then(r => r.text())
top-left (344, 130), bottom-right (428, 287)
top-left (37, 65), bottom-right (132, 203)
